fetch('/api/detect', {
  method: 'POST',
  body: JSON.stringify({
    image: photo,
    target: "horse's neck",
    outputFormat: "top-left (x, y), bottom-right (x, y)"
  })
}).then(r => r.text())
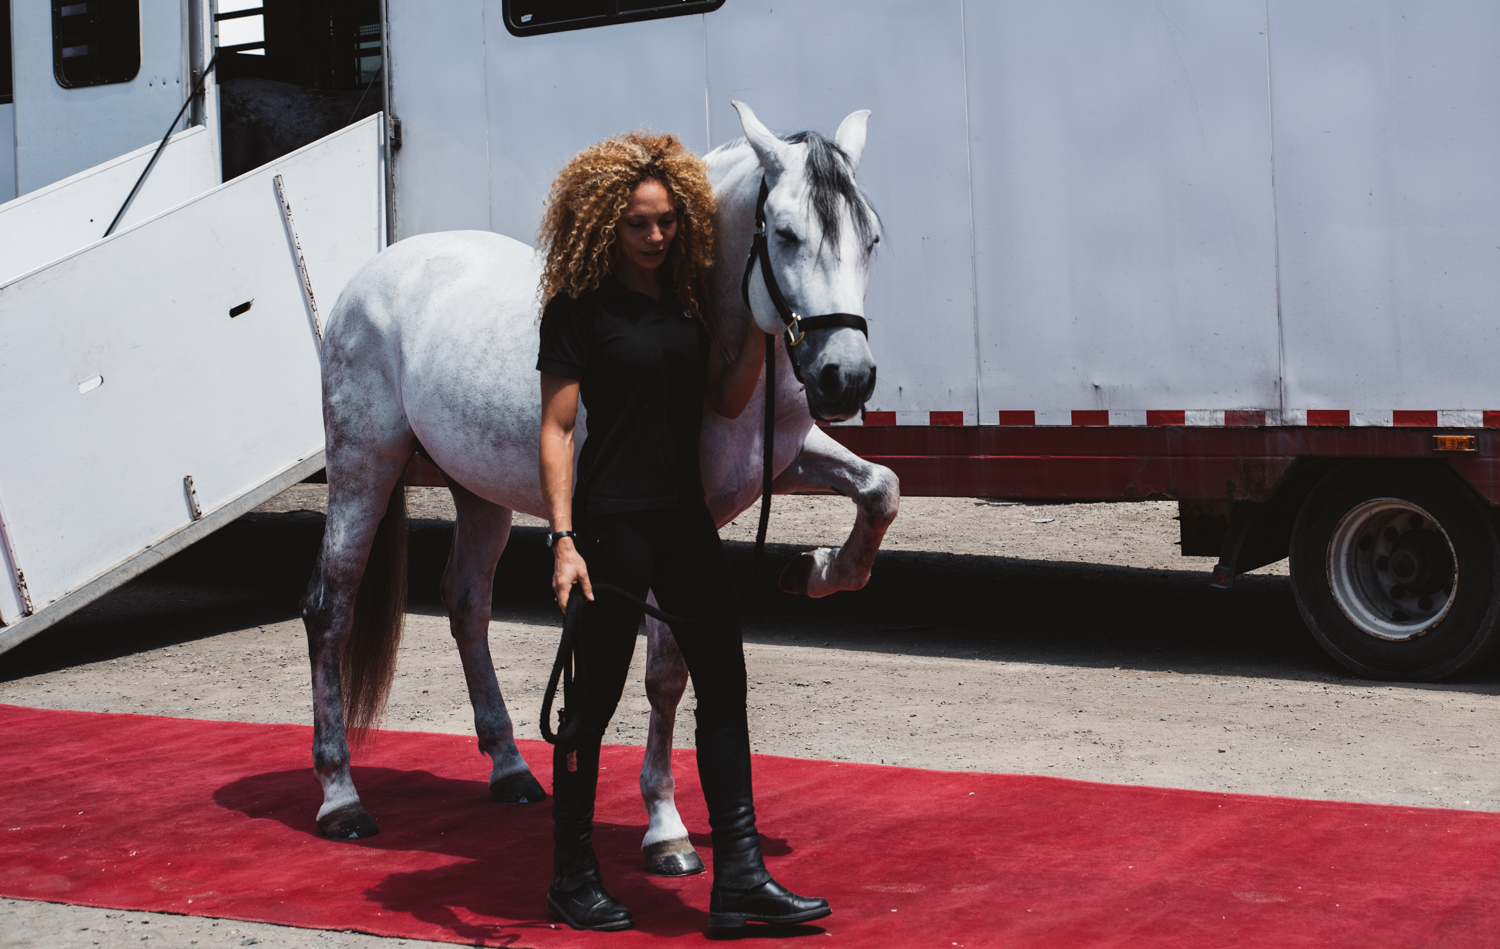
top-left (704, 146), bottom-right (764, 356)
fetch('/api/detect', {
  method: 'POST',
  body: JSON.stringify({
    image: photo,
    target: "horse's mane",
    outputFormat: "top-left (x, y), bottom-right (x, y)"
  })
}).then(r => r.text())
top-left (717, 130), bottom-right (880, 252)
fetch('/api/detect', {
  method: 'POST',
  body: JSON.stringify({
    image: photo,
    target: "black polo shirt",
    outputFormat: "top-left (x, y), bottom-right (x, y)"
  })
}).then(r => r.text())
top-left (537, 276), bottom-right (710, 519)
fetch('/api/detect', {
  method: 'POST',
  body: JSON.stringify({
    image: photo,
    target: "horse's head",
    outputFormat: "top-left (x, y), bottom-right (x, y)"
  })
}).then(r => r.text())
top-left (733, 101), bottom-right (879, 423)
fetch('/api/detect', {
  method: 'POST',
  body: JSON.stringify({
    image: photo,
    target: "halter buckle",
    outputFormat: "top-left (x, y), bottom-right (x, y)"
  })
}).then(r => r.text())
top-left (784, 312), bottom-right (806, 347)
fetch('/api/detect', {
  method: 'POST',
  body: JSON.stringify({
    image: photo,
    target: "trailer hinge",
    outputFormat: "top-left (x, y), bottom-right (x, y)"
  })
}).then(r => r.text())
top-left (390, 116), bottom-right (402, 150)
top-left (12, 570), bottom-right (33, 617)
top-left (0, 491), bottom-right (33, 617)
top-left (183, 475), bottom-right (204, 521)
top-left (273, 174), bottom-right (324, 346)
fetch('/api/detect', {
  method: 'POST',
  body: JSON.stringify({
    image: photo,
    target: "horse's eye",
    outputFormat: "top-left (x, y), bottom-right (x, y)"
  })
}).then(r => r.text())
top-left (873, 235), bottom-right (880, 244)
top-left (775, 228), bottom-right (800, 244)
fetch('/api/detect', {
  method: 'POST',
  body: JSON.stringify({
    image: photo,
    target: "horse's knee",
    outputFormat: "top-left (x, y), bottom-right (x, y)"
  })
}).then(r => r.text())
top-left (856, 464), bottom-right (900, 527)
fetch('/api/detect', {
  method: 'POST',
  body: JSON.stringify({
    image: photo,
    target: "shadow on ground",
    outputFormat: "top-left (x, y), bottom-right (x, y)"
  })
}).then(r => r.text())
top-left (8, 506), bottom-right (1500, 691)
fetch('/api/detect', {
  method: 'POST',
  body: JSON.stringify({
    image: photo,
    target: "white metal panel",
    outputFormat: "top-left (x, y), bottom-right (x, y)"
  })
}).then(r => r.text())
top-left (1270, 1), bottom-right (1500, 417)
top-left (0, 126), bottom-right (218, 285)
top-left (0, 105), bottom-right (15, 203)
top-left (705, 0), bottom-right (976, 421)
top-left (481, 2), bottom-right (709, 242)
top-left (386, 0), bottom-right (492, 237)
top-left (965, 1), bottom-right (1281, 420)
top-left (0, 116), bottom-right (383, 623)
top-left (11, 0), bottom-right (190, 195)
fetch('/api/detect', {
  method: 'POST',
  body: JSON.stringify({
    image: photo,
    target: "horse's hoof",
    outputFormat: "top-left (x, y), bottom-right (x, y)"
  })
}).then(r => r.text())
top-left (490, 771), bottom-right (547, 804)
top-left (317, 802), bottom-right (379, 840)
top-left (778, 553), bottom-right (816, 596)
top-left (643, 837), bottom-right (705, 876)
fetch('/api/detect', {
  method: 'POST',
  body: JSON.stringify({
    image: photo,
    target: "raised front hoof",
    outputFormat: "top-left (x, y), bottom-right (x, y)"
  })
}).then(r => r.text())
top-left (643, 837), bottom-right (705, 876)
top-left (490, 771), bottom-right (547, 804)
top-left (317, 802), bottom-right (379, 840)
top-left (778, 553), bottom-right (817, 596)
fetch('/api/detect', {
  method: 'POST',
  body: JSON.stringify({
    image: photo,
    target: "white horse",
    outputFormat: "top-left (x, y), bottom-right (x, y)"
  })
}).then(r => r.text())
top-left (300, 102), bottom-right (900, 874)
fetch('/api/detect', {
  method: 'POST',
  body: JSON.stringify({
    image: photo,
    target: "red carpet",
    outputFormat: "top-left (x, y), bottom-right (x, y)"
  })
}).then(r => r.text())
top-left (0, 704), bottom-right (1495, 948)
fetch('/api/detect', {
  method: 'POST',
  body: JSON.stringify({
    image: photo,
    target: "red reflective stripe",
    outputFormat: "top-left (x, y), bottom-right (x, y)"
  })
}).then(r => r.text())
top-left (1146, 410), bottom-right (1185, 426)
top-left (1072, 410), bottom-right (1109, 426)
top-left (863, 411), bottom-right (896, 426)
top-left (930, 411), bottom-right (964, 426)
top-left (1393, 410), bottom-right (1437, 427)
top-left (1486, 411), bottom-right (1500, 429)
top-left (997, 410), bottom-right (1036, 426)
top-left (1307, 410), bottom-right (1350, 426)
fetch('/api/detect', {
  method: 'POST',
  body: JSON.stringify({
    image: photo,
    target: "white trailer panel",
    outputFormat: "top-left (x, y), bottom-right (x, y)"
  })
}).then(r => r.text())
top-left (1270, 0), bottom-right (1500, 422)
top-left (965, 1), bottom-right (1281, 421)
top-left (0, 116), bottom-right (384, 630)
top-left (0, 126), bottom-right (219, 285)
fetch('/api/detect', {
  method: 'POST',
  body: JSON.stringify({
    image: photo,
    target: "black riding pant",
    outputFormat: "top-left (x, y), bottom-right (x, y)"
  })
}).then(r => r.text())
top-left (552, 502), bottom-right (747, 811)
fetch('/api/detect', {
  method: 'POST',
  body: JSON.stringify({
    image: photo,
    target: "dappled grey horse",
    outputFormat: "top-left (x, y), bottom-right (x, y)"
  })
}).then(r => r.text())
top-left (300, 102), bottom-right (899, 873)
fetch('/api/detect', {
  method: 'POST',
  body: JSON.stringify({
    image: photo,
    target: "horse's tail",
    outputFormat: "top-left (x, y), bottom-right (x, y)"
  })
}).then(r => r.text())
top-left (342, 476), bottom-right (408, 744)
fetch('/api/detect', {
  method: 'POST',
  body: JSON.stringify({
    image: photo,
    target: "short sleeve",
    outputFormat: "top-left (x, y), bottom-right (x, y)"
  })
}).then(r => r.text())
top-left (537, 293), bottom-right (589, 379)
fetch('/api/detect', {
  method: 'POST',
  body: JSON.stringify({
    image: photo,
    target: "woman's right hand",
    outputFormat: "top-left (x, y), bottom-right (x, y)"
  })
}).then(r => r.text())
top-left (552, 539), bottom-right (594, 614)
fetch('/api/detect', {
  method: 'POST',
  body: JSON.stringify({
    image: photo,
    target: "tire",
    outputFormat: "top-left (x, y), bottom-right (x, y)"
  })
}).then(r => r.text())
top-left (1289, 461), bottom-right (1500, 681)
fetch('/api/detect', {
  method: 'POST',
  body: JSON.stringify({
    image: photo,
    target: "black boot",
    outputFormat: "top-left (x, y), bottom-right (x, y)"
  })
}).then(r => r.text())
top-left (696, 713), bottom-right (830, 930)
top-left (547, 738), bottom-right (632, 932)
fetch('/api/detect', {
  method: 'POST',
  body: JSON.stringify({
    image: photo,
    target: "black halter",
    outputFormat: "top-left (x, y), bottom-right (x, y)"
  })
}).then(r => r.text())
top-left (740, 178), bottom-right (869, 386)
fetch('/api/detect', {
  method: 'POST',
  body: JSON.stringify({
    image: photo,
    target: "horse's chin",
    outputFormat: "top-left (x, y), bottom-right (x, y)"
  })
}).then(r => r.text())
top-left (806, 402), bottom-right (861, 424)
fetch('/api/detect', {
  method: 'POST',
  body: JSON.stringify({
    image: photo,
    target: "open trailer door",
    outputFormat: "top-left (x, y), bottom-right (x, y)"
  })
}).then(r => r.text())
top-left (0, 114), bottom-right (385, 654)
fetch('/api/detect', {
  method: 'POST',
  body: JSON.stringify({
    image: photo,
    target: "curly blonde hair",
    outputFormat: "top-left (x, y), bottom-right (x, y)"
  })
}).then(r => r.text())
top-left (538, 131), bottom-right (716, 318)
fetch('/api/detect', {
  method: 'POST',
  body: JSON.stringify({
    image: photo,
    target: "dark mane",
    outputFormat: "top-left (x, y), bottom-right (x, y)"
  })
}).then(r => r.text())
top-left (781, 130), bottom-right (880, 252)
top-left (721, 129), bottom-right (880, 252)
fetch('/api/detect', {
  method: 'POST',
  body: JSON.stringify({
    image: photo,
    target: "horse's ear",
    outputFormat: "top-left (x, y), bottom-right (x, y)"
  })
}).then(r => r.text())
top-left (732, 100), bottom-right (790, 180)
top-left (835, 109), bottom-right (870, 174)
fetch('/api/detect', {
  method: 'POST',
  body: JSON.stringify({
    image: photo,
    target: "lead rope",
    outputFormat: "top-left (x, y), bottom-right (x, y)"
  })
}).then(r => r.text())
top-left (540, 334), bottom-right (777, 748)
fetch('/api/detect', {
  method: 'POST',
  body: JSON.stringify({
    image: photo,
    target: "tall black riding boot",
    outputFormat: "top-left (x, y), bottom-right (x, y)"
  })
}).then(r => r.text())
top-left (695, 712), bottom-right (831, 930)
top-left (547, 737), bottom-right (633, 932)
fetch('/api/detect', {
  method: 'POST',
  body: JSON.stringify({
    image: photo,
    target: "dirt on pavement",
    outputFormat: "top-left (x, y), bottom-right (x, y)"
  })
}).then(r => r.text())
top-left (4, 486), bottom-right (1499, 948)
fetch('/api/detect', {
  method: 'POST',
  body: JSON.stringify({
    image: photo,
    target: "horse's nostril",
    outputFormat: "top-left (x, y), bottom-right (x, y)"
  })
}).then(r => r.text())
top-left (863, 365), bottom-right (877, 402)
top-left (818, 362), bottom-right (842, 395)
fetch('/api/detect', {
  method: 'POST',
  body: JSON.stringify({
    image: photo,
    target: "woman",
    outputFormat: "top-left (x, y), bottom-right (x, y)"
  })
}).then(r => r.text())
top-left (536, 131), bottom-right (830, 932)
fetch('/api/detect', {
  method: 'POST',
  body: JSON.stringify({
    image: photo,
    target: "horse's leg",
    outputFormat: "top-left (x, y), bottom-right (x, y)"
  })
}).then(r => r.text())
top-left (302, 448), bottom-right (411, 839)
top-left (773, 426), bottom-right (900, 598)
top-left (639, 597), bottom-right (705, 875)
top-left (440, 480), bottom-right (547, 803)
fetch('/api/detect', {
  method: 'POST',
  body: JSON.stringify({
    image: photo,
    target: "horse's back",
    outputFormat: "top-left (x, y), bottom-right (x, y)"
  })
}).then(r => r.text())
top-left (326, 230), bottom-right (537, 340)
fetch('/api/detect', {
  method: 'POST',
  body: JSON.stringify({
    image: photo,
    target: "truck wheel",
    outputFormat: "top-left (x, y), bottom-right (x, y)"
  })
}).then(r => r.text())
top-left (1289, 462), bottom-right (1500, 681)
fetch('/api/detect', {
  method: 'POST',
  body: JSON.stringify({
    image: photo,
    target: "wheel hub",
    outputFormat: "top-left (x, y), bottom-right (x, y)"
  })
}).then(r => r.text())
top-left (1327, 500), bottom-right (1457, 641)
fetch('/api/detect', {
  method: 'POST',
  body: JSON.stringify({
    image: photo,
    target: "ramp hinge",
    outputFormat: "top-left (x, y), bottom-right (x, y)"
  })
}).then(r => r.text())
top-left (184, 475), bottom-right (204, 521)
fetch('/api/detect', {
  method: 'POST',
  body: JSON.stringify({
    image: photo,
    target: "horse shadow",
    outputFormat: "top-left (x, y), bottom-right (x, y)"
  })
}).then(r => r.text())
top-left (213, 764), bottom-right (806, 941)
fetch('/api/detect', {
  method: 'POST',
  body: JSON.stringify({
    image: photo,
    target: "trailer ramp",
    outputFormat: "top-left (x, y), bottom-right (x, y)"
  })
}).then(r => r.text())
top-left (0, 115), bottom-right (385, 654)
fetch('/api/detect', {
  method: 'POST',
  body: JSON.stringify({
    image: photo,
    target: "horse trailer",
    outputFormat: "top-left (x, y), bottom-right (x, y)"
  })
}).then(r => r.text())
top-left (3, 1), bottom-right (1499, 683)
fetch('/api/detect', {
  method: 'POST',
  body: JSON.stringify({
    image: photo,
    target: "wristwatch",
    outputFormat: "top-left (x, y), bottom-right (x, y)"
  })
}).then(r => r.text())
top-left (546, 530), bottom-right (578, 548)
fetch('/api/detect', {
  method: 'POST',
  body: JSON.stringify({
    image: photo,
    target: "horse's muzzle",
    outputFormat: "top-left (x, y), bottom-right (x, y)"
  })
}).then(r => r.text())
top-left (806, 359), bottom-right (876, 422)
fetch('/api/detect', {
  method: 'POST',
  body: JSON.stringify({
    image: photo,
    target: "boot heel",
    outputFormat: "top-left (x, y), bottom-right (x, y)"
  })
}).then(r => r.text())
top-left (707, 911), bottom-right (748, 930)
